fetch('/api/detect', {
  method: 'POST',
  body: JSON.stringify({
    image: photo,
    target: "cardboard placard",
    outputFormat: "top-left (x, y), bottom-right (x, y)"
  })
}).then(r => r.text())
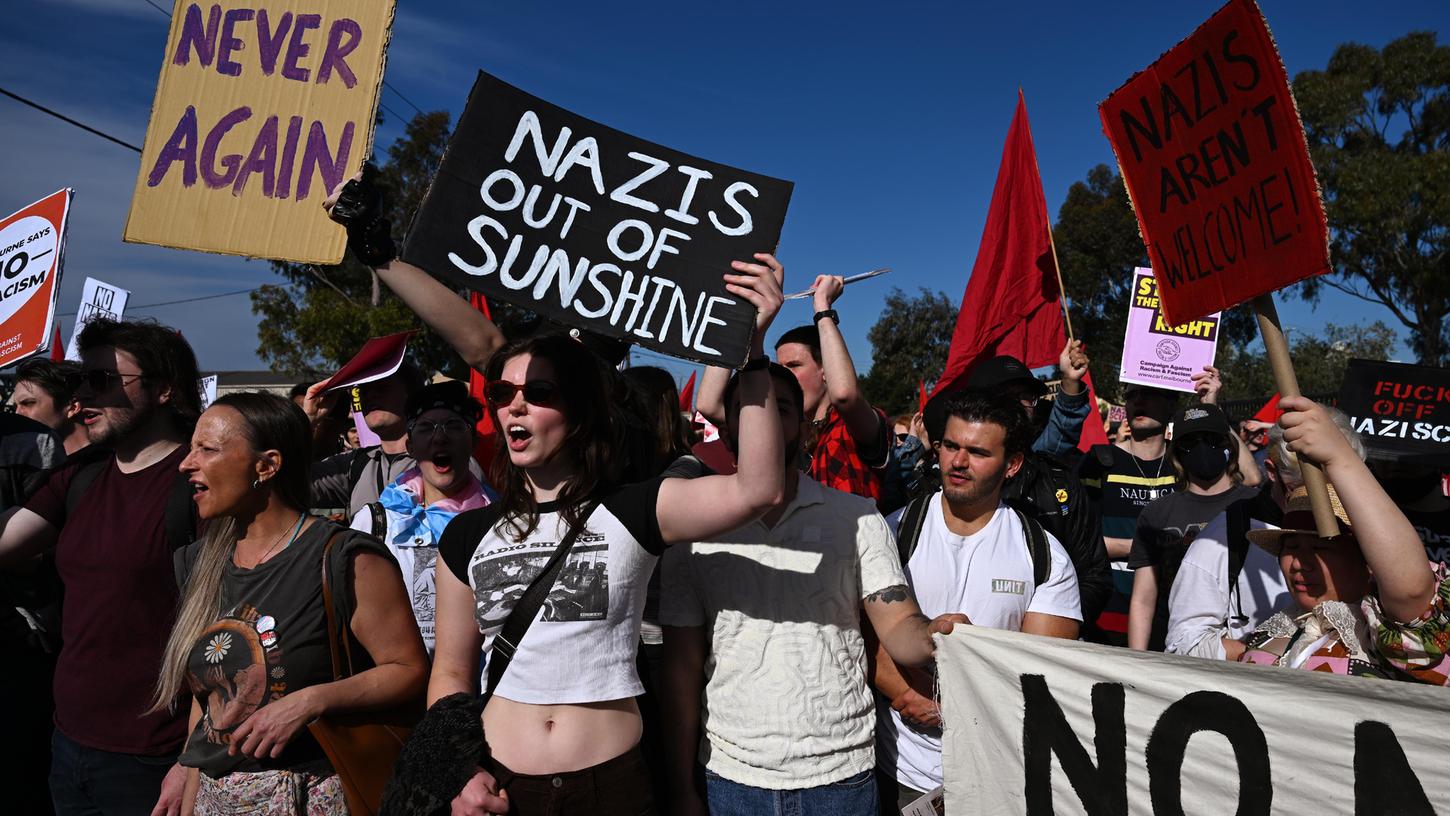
top-left (65, 277), bottom-right (132, 361)
top-left (1098, 0), bottom-right (1330, 326)
top-left (1338, 358), bottom-right (1450, 466)
top-left (0, 189), bottom-right (72, 369)
top-left (401, 71), bottom-right (794, 368)
top-left (125, 0), bottom-right (395, 263)
top-left (1119, 267), bottom-right (1221, 393)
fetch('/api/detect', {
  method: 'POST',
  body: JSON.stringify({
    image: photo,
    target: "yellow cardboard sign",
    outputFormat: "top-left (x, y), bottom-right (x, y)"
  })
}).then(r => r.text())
top-left (124, 0), bottom-right (395, 263)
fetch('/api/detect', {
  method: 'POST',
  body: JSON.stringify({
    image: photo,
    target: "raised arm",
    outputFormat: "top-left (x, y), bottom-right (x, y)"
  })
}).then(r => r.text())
top-left (693, 365), bottom-right (732, 428)
top-left (657, 255), bottom-right (786, 544)
top-left (1278, 396), bottom-right (1437, 622)
top-left (812, 275), bottom-right (882, 449)
top-left (325, 168), bottom-right (506, 372)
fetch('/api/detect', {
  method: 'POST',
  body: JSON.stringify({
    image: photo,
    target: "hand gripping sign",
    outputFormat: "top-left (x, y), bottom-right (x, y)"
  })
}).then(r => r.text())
top-left (401, 71), bottom-right (794, 368)
top-left (1100, 0), bottom-right (1339, 536)
top-left (125, 0), bottom-right (395, 263)
top-left (0, 189), bottom-right (72, 368)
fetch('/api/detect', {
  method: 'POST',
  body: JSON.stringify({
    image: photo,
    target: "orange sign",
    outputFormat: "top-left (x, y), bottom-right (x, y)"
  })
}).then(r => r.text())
top-left (0, 189), bottom-right (71, 368)
top-left (1098, 0), bottom-right (1331, 326)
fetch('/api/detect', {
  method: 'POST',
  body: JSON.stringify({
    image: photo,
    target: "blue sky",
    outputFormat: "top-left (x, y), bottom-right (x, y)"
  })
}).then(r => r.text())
top-left (2, 0), bottom-right (1444, 386)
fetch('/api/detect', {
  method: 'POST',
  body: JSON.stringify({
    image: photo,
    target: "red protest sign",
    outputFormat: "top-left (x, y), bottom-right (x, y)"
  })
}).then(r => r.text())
top-left (1098, 0), bottom-right (1330, 326)
top-left (0, 189), bottom-right (71, 368)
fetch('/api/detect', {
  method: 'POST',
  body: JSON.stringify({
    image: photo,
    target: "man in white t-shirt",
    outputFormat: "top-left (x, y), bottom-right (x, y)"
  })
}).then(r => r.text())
top-left (871, 389), bottom-right (1082, 810)
top-left (662, 363), bottom-right (966, 816)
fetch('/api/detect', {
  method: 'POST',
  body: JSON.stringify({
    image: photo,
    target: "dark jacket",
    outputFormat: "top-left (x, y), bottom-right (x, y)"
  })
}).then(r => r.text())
top-left (1003, 452), bottom-right (1112, 624)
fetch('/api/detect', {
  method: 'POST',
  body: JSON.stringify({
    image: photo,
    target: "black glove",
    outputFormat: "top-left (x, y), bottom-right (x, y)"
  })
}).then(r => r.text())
top-left (330, 163), bottom-right (397, 268)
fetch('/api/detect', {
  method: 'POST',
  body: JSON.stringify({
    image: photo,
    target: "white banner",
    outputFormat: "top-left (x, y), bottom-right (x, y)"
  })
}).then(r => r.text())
top-left (937, 627), bottom-right (1449, 815)
top-left (65, 277), bottom-right (131, 361)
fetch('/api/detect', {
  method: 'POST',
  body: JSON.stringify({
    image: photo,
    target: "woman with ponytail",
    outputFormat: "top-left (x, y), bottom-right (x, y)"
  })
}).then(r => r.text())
top-left (153, 392), bottom-right (427, 814)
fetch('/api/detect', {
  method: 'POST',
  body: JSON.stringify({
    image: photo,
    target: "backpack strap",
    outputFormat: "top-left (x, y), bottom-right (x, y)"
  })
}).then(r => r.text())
top-left (367, 502), bottom-right (387, 538)
top-left (63, 456), bottom-right (111, 521)
top-left (347, 447), bottom-right (376, 495)
top-left (1015, 508), bottom-right (1052, 588)
top-left (1091, 444), bottom-right (1115, 469)
top-left (895, 492), bottom-right (933, 567)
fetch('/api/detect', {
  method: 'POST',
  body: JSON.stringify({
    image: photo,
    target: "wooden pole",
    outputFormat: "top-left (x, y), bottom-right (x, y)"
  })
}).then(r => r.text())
top-left (1045, 224), bottom-right (1075, 342)
top-left (1252, 293), bottom-right (1341, 538)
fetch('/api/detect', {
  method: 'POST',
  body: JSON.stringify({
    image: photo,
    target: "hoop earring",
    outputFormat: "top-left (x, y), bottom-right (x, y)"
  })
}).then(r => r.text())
top-left (251, 478), bottom-right (262, 489)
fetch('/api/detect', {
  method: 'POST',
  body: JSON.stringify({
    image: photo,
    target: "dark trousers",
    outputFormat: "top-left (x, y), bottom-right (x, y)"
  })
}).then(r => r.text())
top-left (488, 746), bottom-right (654, 815)
top-left (49, 729), bottom-right (176, 816)
top-left (2, 650), bottom-right (55, 815)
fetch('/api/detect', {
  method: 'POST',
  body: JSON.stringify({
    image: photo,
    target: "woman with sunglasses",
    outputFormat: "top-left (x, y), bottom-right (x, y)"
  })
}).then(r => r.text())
top-left (350, 381), bottom-right (494, 657)
top-left (1126, 402), bottom-right (1273, 652)
top-left (428, 255), bottom-right (789, 815)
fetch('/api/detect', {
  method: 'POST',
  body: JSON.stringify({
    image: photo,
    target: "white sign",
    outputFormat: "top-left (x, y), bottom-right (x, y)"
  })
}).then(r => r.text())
top-left (199, 375), bottom-right (218, 410)
top-left (937, 627), bottom-right (1449, 814)
top-left (65, 277), bottom-right (131, 361)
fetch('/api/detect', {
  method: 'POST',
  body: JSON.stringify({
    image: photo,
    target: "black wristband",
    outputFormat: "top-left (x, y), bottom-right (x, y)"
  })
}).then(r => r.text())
top-left (740, 355), bottom-right (771, 372)
top-left (813, 309), bottom-right (839, 326)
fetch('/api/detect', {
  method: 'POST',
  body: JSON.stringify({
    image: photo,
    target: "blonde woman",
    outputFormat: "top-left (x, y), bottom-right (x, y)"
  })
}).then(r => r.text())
top-left (152, 392), bottom-right (427, 814)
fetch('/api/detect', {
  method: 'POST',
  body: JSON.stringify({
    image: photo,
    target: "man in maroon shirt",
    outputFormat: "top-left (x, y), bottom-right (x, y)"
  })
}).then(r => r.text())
top-left (0, 319), bottom-right (202, 816)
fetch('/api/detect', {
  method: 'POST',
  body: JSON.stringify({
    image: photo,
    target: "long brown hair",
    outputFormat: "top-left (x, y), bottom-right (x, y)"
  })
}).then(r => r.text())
top-left (151, 392), bottom-right (311, 712)
top-left (484, 334), bottom-right (627, 540)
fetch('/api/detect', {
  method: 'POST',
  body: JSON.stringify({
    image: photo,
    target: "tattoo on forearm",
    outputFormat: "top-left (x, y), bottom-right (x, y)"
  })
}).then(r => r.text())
top-left (866, 584), bottom-right (910, 604)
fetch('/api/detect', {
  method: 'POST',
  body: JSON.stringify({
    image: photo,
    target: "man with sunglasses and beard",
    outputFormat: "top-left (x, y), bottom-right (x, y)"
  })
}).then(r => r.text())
top-left (0, 318), bottom-right (203, 816)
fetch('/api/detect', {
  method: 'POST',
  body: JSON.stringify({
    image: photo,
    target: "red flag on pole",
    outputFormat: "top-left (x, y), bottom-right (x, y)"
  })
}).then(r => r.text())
top-left (917, 380), bottom-right (928, 415)
top-left (679, 371), bottom-right (697, 413)
top-left (933, 90), bottom-right (1065, 398)
top-left (50, 325), bottom-right (64, 362)
top-left (1077, 370), bottom-right (1109, 452)
top-left (1252, 393), bottom-right (1284, 424)
top-left (468, 292), bottom-right (498, 472)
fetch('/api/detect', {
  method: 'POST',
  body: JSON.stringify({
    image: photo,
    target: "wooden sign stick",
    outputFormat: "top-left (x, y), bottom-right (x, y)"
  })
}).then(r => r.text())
top-left (1253, 292), bottom-right (1341, 538)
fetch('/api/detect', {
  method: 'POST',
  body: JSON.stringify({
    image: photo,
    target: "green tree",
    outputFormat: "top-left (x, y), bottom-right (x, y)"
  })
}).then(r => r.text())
top-left (860, 287), bottom-right (955, 415)
top-left (252, 111), bottom-right (532, 377)
top-left (1292, 32), bottom-right (1450, 365)
top-left (1052, 165), bottom-right (1260, 400)
top-left (1217, 321), bottom-right (1398, 404)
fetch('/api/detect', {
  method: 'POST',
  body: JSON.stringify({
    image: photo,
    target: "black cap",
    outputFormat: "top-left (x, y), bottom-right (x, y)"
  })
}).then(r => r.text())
top-left (406, 380), bottom-right (482, 425)
top-left (966, 356), bottom-right (1048, 396)
top-left (1168, 403), bottom-right (1231, 441)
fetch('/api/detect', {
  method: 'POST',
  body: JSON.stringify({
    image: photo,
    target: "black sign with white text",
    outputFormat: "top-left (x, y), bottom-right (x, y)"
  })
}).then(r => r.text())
top-left (1338, 358), bottom-right (1450, 465)
top-left (402, 71), bottom-right (793, 367)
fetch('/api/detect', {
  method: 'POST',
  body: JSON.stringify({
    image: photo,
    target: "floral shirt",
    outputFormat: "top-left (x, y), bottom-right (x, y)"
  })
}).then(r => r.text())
top-left (1240, 564), bottom-right (1450, 685)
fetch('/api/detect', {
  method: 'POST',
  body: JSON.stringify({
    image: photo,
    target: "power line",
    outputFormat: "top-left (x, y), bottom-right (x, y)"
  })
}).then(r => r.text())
top-left (0, 87), bottom-right (142, 153)
top-left (138, 0), bottom-right (169, 16)
top-left (58, 286), bottom-right (261, 317)
top-left (383, 81), bottom-right (424, 115)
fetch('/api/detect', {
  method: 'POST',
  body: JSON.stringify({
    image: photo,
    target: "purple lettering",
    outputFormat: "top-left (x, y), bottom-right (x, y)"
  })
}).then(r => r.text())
top-left (297, 119), bottom-right (353, 201)
top-left (146, 106), bottom-right (199, 188)
top-left (317, 18), bottom-right (361, 88)
top-left (232, 115), bottom-right (279, 197)
top-left (216, 7), bottom-right (255, 77)
top-left (255, 9), bottom-right (293, 75)
top-left (281, 13), bottom-right (321, 82)
top-left (276, 116), bottom-right (303, 199)
top-left (172, 3), bottom-right (221, 67)
top-left (200, 106), bottom-right (252, 189)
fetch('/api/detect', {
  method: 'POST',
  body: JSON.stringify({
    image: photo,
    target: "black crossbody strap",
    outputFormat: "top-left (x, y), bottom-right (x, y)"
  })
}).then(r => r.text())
top-left (896, 493), bottom-right (932, 567)
top-left (484, 500), bottom-right (601, 701)
top-left (1015, 508), bottom-right (1051, 588)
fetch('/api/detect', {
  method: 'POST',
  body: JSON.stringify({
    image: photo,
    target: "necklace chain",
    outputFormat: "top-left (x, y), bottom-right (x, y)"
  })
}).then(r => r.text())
top-left (1128, 444), bottom-right (1165, 481)
top-left (243, 512), bottom-right (306, 567)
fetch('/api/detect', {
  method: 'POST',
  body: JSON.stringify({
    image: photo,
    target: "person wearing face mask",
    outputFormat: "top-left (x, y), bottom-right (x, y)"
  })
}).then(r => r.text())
top-left (1126, 403), bottom-right (1266, 651)
top-left (1370, 461), bottom-right (1450, 567)
top-left (350, 381), bottom-right (495, 657)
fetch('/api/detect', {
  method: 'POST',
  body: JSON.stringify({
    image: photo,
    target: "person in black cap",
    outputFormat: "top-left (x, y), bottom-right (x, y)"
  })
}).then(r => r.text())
top-left (959, 342), bottom-right (1092, 458)
top-left (1126, 402), bottom-right (1272, 651)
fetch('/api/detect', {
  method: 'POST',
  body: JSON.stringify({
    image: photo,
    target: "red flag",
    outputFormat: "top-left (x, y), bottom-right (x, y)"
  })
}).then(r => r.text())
top-left (917, 380), bottom-right (927, 415)
top-left (933, 90), bottom-right (1065, 398)
top-left (1077, 370), bottom-right (1109, 452)
top-left (468, 292), bottom-right (498, 472)
top-left (1252, 393), bottom-right (1283, 424)
top-left (678, 371), bottom-right (697, 413)
top-left (50, 325), bottom-right (64, 362)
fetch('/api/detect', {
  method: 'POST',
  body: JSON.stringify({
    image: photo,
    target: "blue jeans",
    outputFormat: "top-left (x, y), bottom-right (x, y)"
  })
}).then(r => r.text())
top-left (705, 768), bottom-right (878, 816)
top-left (49, 729), bottom-right (176, 816)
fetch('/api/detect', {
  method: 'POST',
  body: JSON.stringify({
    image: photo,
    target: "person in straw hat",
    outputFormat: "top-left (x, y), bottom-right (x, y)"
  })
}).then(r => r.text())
top-left (1237, 397), bottom-right (1448, 684)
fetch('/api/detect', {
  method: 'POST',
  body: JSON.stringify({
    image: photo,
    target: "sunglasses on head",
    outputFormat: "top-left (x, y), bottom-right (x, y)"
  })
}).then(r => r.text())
top-left (66, 369), bottom-right (145, 394)
top-left (483, 380), bottom-right (560, 407)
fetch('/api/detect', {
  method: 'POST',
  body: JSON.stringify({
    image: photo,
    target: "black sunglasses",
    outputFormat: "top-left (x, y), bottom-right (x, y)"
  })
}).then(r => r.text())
top-left (66, 369), bottom-right (145, 394)
top-left (483, 380), bottom-right (560, 407)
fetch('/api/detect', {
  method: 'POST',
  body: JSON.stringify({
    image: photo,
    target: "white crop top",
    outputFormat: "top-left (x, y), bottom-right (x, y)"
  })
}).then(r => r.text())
top-left (439, 479), bottom-right (663, 704)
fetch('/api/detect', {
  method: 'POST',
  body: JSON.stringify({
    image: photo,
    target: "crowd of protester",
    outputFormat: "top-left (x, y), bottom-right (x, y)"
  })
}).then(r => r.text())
top-left (0, 166), bottom-right (1443, 816)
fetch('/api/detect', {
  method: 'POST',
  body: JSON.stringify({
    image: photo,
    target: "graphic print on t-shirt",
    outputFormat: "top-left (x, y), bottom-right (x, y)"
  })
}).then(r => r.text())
top-left (411, 548), bottom-right (438, 641)
top-left (471, 532), bottom-right (610, 624)
top-left (186, 604), bottom-right (287, 747)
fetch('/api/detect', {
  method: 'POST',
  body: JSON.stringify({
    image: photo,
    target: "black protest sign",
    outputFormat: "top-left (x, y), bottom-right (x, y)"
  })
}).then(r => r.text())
top-left (401, 71), bottom-right (793, 367)
top-left (1338, 358), bottom-right (1450, 465)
